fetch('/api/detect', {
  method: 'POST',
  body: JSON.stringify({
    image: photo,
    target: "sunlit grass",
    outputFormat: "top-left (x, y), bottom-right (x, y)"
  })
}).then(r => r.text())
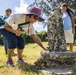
top-left (0, 42), bottom-right (48, 75)
top-left (0, 42), bottom-right (76, 75)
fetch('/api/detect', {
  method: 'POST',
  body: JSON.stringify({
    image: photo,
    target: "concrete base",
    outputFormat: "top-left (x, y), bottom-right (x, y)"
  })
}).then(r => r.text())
top-left (35, 51), bottom-right (76, 75)
top-left (38, 68), bottom-right (73, 75)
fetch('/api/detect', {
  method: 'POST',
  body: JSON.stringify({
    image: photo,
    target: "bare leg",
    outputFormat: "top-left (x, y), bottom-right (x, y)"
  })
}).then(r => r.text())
top-left (17, 49), bottom-right (24, 63)
top-left (17, 49), bottom-right (23, 58)
top-left (8, 49), bottom-right (14, 59)
top-left (69, 43), bottom-right (73, 52)
top-left (6, 49), bottom-right (15, 66)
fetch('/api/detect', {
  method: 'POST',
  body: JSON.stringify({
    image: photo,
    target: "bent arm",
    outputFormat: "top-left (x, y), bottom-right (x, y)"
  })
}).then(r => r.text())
top-left (4, 23), bottom-right (15, 33)
top-left (4, 23), bottom-right (21, 36)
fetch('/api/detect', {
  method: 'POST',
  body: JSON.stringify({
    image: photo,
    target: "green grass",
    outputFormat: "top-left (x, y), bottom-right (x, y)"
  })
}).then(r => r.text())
top-left (0, 42), bottom-right (76, 75)
top-left (0, 42), bottom-right (48, 75)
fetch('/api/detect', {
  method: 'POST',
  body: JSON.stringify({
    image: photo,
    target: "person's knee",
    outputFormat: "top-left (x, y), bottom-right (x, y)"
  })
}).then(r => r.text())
top-left (18, 37), bottom-right (25, 49)
top-left (8, 39), bottom-right (17, 49)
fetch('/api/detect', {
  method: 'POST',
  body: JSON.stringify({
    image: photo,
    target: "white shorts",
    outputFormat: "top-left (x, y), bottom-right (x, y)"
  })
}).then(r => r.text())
top-left (64, 29), bottom-right (74, 43)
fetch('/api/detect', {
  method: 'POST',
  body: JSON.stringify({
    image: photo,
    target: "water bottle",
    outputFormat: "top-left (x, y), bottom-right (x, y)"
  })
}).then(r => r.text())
top-left (12, 23), bottom-right (18, 30)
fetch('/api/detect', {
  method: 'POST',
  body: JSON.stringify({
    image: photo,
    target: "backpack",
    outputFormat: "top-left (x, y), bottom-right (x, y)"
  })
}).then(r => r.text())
top-left (0, 17), bottom-right (5, 26)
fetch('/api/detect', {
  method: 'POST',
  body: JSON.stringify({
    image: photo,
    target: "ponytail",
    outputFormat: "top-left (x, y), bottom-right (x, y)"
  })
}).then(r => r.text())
top-left (66, 8), bottom-right (74, 18)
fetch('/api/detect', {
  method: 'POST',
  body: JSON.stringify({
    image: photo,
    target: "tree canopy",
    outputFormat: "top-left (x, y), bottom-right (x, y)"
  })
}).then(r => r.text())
top-left (40, 0), bottom-right (76, 16)
top-left (29, 0), bottom-right (76, 17)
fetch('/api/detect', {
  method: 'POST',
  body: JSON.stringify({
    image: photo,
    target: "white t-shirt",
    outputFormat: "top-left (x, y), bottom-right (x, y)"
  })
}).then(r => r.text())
top-left (6, 14), bottom-right (36, 35)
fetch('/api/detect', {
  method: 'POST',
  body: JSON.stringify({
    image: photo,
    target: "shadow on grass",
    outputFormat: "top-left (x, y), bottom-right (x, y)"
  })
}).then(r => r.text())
top-left (0, 65), bottom-right (4, 68)
top-left (17, 62), bottom-right (39, 74)
top-left (12, 53), bottom-right (27, 57)
top-left (0, 65), bottom-right (6, 69)
top-left (12, 53), bottom-right (17, 57)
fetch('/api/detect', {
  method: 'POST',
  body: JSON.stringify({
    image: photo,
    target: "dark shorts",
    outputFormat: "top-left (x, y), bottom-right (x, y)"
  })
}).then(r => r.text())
top-left (0, 29), bottom-right (25, 49)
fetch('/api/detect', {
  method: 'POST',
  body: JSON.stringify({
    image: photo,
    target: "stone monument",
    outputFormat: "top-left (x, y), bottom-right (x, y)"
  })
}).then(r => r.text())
top-left (35, 1), bottom-right (76, 75)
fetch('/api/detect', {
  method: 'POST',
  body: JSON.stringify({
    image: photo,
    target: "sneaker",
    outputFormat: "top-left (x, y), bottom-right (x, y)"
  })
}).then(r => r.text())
top-left (6, 59), bottom-right (14, 67)
top-left (17, 57), bottom-right (25, 63)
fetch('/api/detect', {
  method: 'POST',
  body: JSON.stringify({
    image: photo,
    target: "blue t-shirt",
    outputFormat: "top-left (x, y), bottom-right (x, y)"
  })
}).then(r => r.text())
top-left (62, 11), bottom-right (74, 30)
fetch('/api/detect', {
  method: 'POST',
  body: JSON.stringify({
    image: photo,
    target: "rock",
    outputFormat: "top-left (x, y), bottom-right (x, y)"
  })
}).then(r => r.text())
top-left (35, 6), bottom-right (76, 75)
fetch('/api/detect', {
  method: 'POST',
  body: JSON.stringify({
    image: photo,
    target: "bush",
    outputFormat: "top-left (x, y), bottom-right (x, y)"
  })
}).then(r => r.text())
top-left (21, 31), bottom-right (48, 43)
top-left (0, 31), bottom-right (48, 44)
top-left (36, 31), bottom-right (47, 41)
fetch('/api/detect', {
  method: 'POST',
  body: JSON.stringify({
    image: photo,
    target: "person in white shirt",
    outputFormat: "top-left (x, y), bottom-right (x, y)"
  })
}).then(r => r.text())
top-left (1, 6), bottom-right (48, 67)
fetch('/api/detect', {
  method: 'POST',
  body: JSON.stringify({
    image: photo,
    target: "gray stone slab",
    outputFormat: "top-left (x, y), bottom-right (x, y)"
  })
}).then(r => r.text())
top-left (38, 69), bottom-right (72, 75)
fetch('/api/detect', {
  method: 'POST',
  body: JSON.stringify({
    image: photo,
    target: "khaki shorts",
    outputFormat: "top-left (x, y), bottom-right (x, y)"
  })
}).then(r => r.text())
top-left (64, 29), bottom-right (74, 43)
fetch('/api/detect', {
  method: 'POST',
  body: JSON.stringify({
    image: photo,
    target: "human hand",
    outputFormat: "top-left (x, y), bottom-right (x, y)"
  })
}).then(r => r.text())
top-left (14, 28), bottom-right (21, 36)
top-left (43, 46), bottom-right (49, 51)
top-left (40, 49), bottom-right (49, 56)
top-left (72, 28), bottom-right (75, 34)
